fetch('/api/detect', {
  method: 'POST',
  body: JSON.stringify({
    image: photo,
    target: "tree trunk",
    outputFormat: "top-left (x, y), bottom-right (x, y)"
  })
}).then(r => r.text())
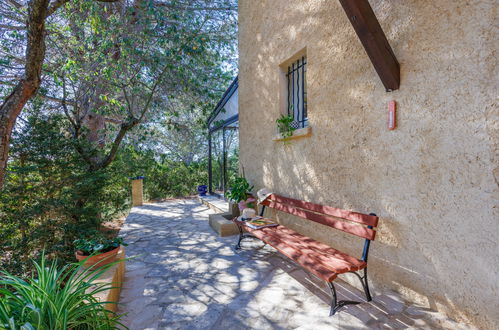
top-left (0, 0), bottom-right (49, 189)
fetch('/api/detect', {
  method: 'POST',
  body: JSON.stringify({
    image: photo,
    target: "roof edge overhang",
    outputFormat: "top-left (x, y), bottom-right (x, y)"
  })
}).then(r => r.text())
top-left (207, 76), bottom-right (239, 127)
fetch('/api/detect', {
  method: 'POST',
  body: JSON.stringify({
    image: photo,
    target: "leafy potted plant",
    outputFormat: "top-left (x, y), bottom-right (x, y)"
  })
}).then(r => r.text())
top-left (276, 114), bottom-right (297, 139)
top-left (225, 177), bottom-right (255, 211)
top-left (74, 235), bottom-right (127, 269)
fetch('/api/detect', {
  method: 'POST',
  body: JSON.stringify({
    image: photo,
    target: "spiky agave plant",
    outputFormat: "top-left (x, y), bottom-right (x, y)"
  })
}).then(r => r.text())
top-left (0, 253), bottom-right (126, 329)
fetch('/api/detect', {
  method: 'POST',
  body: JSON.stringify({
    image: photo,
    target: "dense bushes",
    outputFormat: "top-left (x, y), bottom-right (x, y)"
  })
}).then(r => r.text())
top-left (0, 115), bottom-right (127, 275)
top-left (143, 160), bottom-right (208, 200)
top-left (0, 115), bottom-right (208, 276)
top-left (116, 147), bottom-right (208, 201)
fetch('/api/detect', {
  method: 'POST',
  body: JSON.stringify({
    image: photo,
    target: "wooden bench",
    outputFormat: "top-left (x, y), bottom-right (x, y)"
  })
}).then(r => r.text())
top-left (234, 193), bottom-right (379, 315)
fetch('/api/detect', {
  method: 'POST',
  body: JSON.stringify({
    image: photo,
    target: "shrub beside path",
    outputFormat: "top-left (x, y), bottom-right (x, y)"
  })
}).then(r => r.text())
top-left (118, 199), bottom-right (468, 329)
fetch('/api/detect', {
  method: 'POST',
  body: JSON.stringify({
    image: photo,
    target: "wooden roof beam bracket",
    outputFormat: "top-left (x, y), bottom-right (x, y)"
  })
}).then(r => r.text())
top-left (339, 0), bottom-right (400, 91)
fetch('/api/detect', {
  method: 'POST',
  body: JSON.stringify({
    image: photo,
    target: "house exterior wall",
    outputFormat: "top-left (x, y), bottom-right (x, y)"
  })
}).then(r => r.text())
top-left (238, 1), bottom-right (497, 328)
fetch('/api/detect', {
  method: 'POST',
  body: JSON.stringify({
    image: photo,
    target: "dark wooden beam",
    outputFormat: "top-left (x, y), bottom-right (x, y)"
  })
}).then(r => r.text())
top-left (338, 0), bottom-right (400, 91)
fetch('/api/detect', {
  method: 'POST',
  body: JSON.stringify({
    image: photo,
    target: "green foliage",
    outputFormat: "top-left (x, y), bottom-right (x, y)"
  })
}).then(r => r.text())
top-left (0, 0), bottom-right (236, 279)
top-left (0, 114), bottom-right (129, 276)
top-left (276, 114), bottom-right (296, 139)
top-left (212, 120), bottom-right (226, 130)
top-left (74, 234), bottom-right (127, 256)
top-left (33, 0), bottom-right (236, 172)
top-left (115, 147), bottom-right (208, 201)
top-left (0, 254), bottom-right (125, 329)
top-left (0, 113), bottom-right (208, 276)
top-left (225, 177), bottom-right (254, 203)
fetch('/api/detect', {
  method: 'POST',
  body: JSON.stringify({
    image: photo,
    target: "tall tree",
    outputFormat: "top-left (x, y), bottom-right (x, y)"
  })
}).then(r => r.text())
top-left (43, 0), bottom-right (235, 170)
top-left (0, 0), bottom-right (125, 188)
top-left (0, 0), bottom-right (49, 189)
top-left (0, 0), bottom-right (237, 188)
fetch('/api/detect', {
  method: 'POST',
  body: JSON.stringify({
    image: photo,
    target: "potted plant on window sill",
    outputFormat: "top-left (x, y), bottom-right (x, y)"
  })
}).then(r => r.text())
top-left (276, 114), bottom-right (297, 140)
top-left (74, 236), bottom-right (127, 269)
top-left (226, 177), bottom-right (256, 212)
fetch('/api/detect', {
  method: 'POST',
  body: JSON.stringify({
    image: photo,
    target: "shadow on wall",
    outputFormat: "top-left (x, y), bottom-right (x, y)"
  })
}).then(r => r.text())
top-left (238, 0), bottom-right (496, 328)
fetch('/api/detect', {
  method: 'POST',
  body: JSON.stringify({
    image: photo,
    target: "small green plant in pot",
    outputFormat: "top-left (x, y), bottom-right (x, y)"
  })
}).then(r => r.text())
top-left (276, 114), bottom-right (296, 139)
top-left (74, 233), bottom-right (127, 269)
top-left (225, 177), bottom-right (255, 211)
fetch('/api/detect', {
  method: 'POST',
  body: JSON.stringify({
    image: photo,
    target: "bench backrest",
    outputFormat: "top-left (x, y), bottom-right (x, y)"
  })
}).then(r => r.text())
top-left (261, 194), bottom-right (379, 241)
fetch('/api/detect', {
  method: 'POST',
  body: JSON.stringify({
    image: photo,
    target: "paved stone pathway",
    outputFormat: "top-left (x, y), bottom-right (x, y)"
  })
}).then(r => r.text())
top-left (118, 199), bottom-right (468, 329)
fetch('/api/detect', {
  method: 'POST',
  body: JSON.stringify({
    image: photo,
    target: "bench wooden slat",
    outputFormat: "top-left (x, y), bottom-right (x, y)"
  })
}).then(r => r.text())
top-left (262, 199), bottom-right (376, 240)
top-left (270, 194), bottom-right (379, 227)
top-left (249, 227), bottom-right (341, 281)
top-left (255, 226), bottom-right (366, 273)
top-left (270, 226), bottom-right (366, 269)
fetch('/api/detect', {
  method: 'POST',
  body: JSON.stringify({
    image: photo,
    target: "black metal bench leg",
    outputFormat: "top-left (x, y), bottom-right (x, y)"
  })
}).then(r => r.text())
top-left (234, 220), bottom-right (245, 250)
top-left (362, 268), bottom-right (372, 301)
top-left (327, 281), bottom-right (363, 316)
top-left (234, 223), bottom-right (257, 250)
top-left (351, 268), bottom-right (372, 302)
top-left (235, 233), bottom-right (261, 250)
top-left (327, 282), bottom-right (338, 316)
top-left (235, 232), bottom-right (244, 250)
top-left (235, 204), bottom-right (267, 251)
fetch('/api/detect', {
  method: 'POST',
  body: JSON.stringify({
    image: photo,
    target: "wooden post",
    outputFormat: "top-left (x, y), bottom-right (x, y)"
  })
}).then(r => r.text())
top-left (131, 178), bottom-right (143, 206)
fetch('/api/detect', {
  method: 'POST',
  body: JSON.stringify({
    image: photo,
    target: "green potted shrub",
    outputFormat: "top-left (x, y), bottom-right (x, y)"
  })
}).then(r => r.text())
top-left (74, 235), bottom-right (127, 269)
top-left (276, 114), bottom-right (297, 139)
top-left (225, 177), bottom-right (255, 212)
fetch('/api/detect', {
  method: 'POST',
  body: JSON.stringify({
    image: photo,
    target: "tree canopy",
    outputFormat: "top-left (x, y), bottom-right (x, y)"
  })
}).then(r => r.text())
top-left (0, 0), bottom-right (238, 275)
top-left (0, 0), bottom-right (237, 186)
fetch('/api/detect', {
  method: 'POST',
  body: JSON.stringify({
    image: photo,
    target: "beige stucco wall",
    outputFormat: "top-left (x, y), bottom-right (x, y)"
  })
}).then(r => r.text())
top-left (238, 1), bottom-right (498, 328)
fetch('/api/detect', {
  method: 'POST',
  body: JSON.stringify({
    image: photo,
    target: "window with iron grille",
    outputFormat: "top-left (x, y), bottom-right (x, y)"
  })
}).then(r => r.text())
top-left (287, 56), bottom-right (307, 128)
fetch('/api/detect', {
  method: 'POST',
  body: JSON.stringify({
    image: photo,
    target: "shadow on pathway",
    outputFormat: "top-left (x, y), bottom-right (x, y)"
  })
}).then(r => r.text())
top-left (117, 199), bottom-right (466, 330)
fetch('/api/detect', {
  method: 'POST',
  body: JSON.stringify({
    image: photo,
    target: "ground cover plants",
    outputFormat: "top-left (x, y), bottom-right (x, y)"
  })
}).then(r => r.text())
top-left (0, 254), bottom-right (125, 329)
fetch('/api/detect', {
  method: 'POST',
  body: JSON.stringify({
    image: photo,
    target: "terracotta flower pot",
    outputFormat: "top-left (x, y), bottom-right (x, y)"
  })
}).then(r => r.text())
top-left (75, 246), bottom-right (121, 269)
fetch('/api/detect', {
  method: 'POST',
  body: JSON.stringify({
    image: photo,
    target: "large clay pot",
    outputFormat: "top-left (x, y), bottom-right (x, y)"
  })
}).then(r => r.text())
top-left (75, 246), bottom-right (121, 269)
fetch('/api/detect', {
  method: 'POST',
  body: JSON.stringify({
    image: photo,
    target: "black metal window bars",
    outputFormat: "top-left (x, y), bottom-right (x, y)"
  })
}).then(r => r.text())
top-left (287, 56), bottom-right (307, 128)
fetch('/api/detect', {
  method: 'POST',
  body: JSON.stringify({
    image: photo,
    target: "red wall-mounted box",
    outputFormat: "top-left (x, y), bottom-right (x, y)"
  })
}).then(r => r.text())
top-left (388, 100), bottom-right (396, 130)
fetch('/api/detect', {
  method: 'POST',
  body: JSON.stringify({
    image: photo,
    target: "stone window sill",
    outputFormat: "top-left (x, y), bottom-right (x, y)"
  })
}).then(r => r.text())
top-left (273, 126), bottom-right (312, 142)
